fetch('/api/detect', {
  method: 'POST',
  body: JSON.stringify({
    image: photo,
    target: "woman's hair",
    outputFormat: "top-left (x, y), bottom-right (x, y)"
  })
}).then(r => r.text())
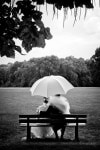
top-left (55, 94), bottom-right (60, 96)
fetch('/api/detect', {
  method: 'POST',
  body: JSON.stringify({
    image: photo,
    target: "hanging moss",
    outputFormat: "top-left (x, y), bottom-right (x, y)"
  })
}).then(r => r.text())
top-left (34, 0), bottom-right (94, 26)
top-left (35, 0), bottom-right (94, 9)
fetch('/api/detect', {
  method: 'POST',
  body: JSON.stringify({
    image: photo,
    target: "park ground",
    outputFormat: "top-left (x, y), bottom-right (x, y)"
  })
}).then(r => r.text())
top-left (0, 87), bottom-right (100, 149)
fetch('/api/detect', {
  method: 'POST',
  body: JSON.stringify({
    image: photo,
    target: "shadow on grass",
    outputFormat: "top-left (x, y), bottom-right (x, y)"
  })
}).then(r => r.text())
top-left (0, 140), bottom-right (100, 150)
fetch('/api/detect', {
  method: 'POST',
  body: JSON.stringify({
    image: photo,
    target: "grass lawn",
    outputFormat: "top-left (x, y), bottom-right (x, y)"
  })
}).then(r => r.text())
top-left (0, 87), bottom-right (100, 149)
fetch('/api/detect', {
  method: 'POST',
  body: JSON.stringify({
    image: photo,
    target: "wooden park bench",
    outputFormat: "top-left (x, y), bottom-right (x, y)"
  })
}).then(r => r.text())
top-left (19, 114), bottom-right (87, 142)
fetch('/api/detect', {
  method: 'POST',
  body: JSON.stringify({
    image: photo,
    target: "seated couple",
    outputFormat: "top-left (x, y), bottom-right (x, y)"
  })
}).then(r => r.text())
top-left (31, 94), bottom-right (70, 139)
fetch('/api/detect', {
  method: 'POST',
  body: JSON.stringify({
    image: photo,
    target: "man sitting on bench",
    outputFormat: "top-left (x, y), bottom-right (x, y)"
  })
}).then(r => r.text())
top-left (40, 94), bottom-right (70, 139)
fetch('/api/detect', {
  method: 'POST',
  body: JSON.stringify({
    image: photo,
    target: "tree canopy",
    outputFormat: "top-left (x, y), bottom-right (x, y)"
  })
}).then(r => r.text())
top-left (0, 0), bottom-right (95, 58)
top-left (88, 47), bottom-right (100, 86)
top-left (0, 0), bottom-right (52, 58)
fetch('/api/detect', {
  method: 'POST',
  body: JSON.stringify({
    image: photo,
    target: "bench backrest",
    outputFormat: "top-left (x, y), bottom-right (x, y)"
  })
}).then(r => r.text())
top-left (19, 114), bottom-right (87, 124)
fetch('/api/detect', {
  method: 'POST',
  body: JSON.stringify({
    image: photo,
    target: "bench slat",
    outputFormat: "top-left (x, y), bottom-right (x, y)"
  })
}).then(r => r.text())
top-left (19, 114), bottom-right (87, 118)
top-left (19, 122), bottom-right (86, 127)
top-left (19, 118), bottom-right (86, 123)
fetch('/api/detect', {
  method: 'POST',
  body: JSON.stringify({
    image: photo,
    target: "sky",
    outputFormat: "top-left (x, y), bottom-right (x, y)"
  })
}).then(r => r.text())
top-left (0, 0), bottom-right (100, 64)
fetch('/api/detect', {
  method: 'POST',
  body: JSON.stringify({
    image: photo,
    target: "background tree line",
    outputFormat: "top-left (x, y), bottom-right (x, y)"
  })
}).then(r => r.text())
top-left (0, 47), bottom-right (100, 87)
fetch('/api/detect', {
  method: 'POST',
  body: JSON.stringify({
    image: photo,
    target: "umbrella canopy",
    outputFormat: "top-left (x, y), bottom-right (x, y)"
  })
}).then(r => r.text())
top-left (30, 75), bottom-right (74, 97)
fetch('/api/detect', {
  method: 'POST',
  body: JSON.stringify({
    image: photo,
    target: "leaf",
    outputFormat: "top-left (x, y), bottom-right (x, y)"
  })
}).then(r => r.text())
top-left (15, 46), bottom-right (22, 54)
top-left (44, 27), bottom-right (52, 40)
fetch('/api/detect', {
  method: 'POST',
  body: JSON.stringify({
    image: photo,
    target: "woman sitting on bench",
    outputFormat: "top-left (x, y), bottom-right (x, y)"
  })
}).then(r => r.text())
top-left (31, 97), bottom-right (53, 138)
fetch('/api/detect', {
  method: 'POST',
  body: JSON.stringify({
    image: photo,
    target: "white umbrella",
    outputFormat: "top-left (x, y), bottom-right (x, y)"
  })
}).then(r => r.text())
top-left (30, 75), bottom-right (74, 97)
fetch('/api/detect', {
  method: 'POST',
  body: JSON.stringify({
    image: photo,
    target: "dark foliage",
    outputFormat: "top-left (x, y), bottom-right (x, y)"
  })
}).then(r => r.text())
top-left (35, 0), bottom-right (94, 9)
top-left (0, 0), bottom-right (52, 58)
top-left (87, 47), bottom-right (100, 87)
top-left (0, 0), bottom-right (95, 58)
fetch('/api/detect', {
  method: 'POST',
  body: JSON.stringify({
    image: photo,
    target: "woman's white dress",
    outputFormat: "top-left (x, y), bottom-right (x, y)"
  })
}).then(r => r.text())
top-left (31, 102), bottom-right (53, 138)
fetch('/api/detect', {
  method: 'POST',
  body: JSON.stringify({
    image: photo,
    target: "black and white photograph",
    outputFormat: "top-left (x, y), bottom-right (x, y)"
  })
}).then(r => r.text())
top-left (0, 0), bottom-right (100, 150)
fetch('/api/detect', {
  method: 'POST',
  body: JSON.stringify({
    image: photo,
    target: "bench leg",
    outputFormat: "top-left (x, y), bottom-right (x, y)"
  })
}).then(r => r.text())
top-left (27, 126), bottom-right (31, 141)
top-left (75, 125), bottom-right (79, 142)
